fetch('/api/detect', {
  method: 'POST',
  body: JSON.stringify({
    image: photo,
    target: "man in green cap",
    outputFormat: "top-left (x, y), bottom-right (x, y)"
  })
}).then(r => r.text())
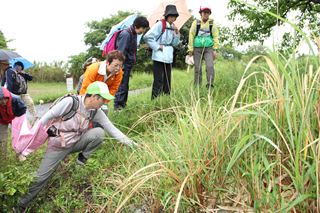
top-left (17, 81), bottom-right (135, 210)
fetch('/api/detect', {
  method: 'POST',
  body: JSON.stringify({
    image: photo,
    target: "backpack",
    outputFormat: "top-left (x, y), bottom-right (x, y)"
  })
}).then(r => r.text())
top-left (146, 19), bottom-right (173, 54)
top-left (11, 69), bottom-right (28, 95)
top-left (76, 57), bottom-right (98, 94)
top-left (82, 57), bottom-right (97, 72)
top-left (196, 19), bottom-right (213, 37)
top-left (50, 94), bottom-right (97, 121)
top-left (156, 19), bottom-right (174, 42)
top-left (76, 74), bottom-right (84, 95)
top-left (102, 30), bottom-right (124, 57)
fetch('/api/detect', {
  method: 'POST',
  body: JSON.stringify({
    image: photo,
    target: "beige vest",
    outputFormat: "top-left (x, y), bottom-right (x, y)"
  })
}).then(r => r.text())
top-left (48, 96), bottom-right (91, 149)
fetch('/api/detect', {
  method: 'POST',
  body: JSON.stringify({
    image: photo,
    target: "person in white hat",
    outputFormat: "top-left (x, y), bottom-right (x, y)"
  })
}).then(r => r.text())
top-left (188, 6), bottom-right (219, 89)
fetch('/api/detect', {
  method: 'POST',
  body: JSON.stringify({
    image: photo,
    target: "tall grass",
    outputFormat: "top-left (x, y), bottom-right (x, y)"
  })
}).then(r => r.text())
top-left (94, 1), bottom-right (320, 211)
top-left (95, 52), bottom-right (319, 212)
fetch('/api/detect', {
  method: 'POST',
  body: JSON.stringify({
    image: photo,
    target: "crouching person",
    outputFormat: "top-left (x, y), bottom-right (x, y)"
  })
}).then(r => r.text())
top-left (17, 82), bottom-right (135, 210)
top-left (0, 87), bottom-right (26, 160)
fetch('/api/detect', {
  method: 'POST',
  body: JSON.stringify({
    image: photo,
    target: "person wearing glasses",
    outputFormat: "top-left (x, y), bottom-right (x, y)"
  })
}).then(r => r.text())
top-left (79, 50), bottom-right (124, 101)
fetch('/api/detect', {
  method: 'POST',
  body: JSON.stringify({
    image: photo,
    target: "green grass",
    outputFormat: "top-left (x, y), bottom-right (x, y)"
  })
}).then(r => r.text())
top-left (1, 57), bottom-right (319, 212)
top-left (28, 82), bottom-right (68, 104)
top-left (129, 72), bottom-right (153, 90)
top-left (28, 73), bottom-right (154, 104)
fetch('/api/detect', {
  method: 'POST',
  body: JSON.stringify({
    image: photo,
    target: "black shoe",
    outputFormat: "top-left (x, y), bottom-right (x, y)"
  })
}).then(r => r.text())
top-left (206, 84), bottom-right (214, 89)
top-left (77, 153), bottom-right (87, 166)
top-left (114, 106), bottom-right (124, 111)
top-left (13, 206), bottom-right (27, 213)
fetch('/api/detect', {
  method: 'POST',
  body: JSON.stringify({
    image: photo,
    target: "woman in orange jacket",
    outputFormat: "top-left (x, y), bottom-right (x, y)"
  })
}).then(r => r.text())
top-left (80, 50), bottom-right (125, 99)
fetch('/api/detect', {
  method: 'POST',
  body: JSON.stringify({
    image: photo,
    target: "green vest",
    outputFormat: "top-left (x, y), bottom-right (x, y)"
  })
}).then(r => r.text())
top-left (193, 20), bottom-right (214, 48)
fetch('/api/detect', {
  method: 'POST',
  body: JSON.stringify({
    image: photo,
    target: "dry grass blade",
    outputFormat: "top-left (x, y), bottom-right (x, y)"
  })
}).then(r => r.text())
top-left (174, 174), bottom-right (190, 213)
top-left (115, 170), bottom-right (163, 213)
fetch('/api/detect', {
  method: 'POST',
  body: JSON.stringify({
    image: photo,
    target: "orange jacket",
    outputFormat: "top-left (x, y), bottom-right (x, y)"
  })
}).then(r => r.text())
top-left (79, 62), bottom-right (123, 99)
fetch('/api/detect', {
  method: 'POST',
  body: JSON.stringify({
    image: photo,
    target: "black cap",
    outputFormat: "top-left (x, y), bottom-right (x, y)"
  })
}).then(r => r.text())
top-left (164, 5), bottom-right (179, 18)
top-left (14, 61), bottom-right (24, 70)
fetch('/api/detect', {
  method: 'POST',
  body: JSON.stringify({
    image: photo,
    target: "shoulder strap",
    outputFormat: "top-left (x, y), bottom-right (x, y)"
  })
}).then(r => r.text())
top-left (62, 95), bottom-right (79, 121)
top-left (209, 20), bottom-right (213, 37)
top-left (51, 94), bottom-right (80, 121)
top-left (156, 19), bottom-right (175, 42)
top-left (89, 109), bottom-right (98, 121)
top-left (196, 20), bottom-right (201, 36)
top-left (114, 29), bottom-right (124, 49)
top-left (156, 19), bottom-right (166, 42)
top-left (161, 19), bottom-right (166, 33)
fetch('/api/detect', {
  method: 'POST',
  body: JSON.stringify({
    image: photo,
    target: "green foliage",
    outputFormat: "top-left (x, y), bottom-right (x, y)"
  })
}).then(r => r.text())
top-left (68, 52), bottom-right (87, 81)
top-left (68, 10), bottom-right (196, 77)
top-left (0, 148), bottom-right (44, 210)
top-left (228, 0), bottom-right (320, 47)
top-left (243, 44), bottom-right (268, 60)
top-left (219, 45), bottom-right (243, 60)
top-left (2, 55), bottom-right (319, 211)
top-left (28, 61), bottom-right (67, 83)
top-left (216, 25), bottom-right (245, 60)
top-left (132, 41), bottom-right (153, 73)
top-left (84, 11), bottom-right (134, 59)
top-left (68, 11), bottom-right (135, 78)
top-left (0, 60), bottom-right (245, 211)
top-left (28, 82), bottom-right (69, 104)
top-left (173, 15), bottom-right (194, 69)
top-left (105, 54), bottom-right (319, 212)
top-left (219, 26), bottom-right (234, 47)
top-left (128, 72), bottom-right (153, 90)
top-left (0, 31), bottom-right (8, 49)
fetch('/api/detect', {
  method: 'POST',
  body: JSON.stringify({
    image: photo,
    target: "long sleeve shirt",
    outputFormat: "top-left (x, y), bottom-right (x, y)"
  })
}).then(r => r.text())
top-left (188, 18), bottom-right (219, 52)
top-left (40, 96), bottom-right (134, 146)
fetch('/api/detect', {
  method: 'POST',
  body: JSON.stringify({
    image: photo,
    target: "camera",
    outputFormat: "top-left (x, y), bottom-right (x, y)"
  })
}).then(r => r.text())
top-left (47, 125), bottom-right (59, 137)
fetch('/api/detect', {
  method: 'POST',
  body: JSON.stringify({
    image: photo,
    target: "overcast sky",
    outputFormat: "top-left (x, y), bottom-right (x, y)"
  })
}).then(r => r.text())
top-left (0, 0), bottom-right (316, 63)
top-left (0, 0), bottom-right (230, 63)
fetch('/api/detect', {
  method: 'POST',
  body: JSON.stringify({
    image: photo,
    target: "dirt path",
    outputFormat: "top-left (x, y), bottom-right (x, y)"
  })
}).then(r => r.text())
top-left (27, 88), bottom-right (150, 118)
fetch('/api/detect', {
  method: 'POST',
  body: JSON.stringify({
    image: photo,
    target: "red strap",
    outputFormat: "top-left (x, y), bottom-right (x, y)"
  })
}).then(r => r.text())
top-left (161, 19), bottom-right (166, 33)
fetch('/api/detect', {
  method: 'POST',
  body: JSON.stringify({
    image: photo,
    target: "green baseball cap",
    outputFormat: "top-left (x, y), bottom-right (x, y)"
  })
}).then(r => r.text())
top-left (86, 81), bottom-right (114, 100)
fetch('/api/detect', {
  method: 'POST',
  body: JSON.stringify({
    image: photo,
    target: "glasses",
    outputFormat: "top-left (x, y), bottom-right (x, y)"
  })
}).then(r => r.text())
top-left (114, 64), bottom-right (123, 69)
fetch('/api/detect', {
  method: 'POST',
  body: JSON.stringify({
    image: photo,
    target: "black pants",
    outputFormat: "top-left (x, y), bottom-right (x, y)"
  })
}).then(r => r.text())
top-left (151, 60), bottom-right (172, 100)
top-left (114, 63), bottom-right (133, 108)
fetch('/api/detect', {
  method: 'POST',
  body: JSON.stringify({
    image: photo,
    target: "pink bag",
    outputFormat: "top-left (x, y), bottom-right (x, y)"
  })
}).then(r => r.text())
top-left (11, 114), bottom-right (48, 156)
top-left (102, 30), bottom-right (122, 57)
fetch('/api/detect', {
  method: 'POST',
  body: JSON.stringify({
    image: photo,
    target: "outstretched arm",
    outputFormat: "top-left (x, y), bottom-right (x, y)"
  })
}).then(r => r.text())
top-left (93, 109), bottom-right (136, 146)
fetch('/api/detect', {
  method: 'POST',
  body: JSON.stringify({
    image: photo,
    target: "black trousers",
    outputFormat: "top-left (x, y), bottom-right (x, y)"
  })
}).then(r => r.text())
top-left (151, 60), bottom-right (172, 100)
top-left (114, 63), bottom-right (133, 108)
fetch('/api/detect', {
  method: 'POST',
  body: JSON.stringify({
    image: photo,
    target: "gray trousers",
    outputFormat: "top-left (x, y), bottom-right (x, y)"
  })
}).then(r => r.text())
top-left (194, 47), bottom-right (215, 87)
top-left (19, 127), bottom-right (105, 208)
top-left (0, 124), bottom-right (8, 160)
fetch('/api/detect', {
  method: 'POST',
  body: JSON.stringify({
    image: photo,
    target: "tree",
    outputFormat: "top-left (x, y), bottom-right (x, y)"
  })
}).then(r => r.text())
top-left (173, 15), bottom-right (194, 68)
top-left (0, 31), bottom-right (8, 49)
top-left (69, 10), bottom-right (194, 78)
top-left (228, 0), bottom-right (320, 49)
top-left (68, 52), bottom-right (88, 81)
top-left (84, 11), bottom-right (134, 59)
top-left (68, 11), bottom-right (135, 79)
